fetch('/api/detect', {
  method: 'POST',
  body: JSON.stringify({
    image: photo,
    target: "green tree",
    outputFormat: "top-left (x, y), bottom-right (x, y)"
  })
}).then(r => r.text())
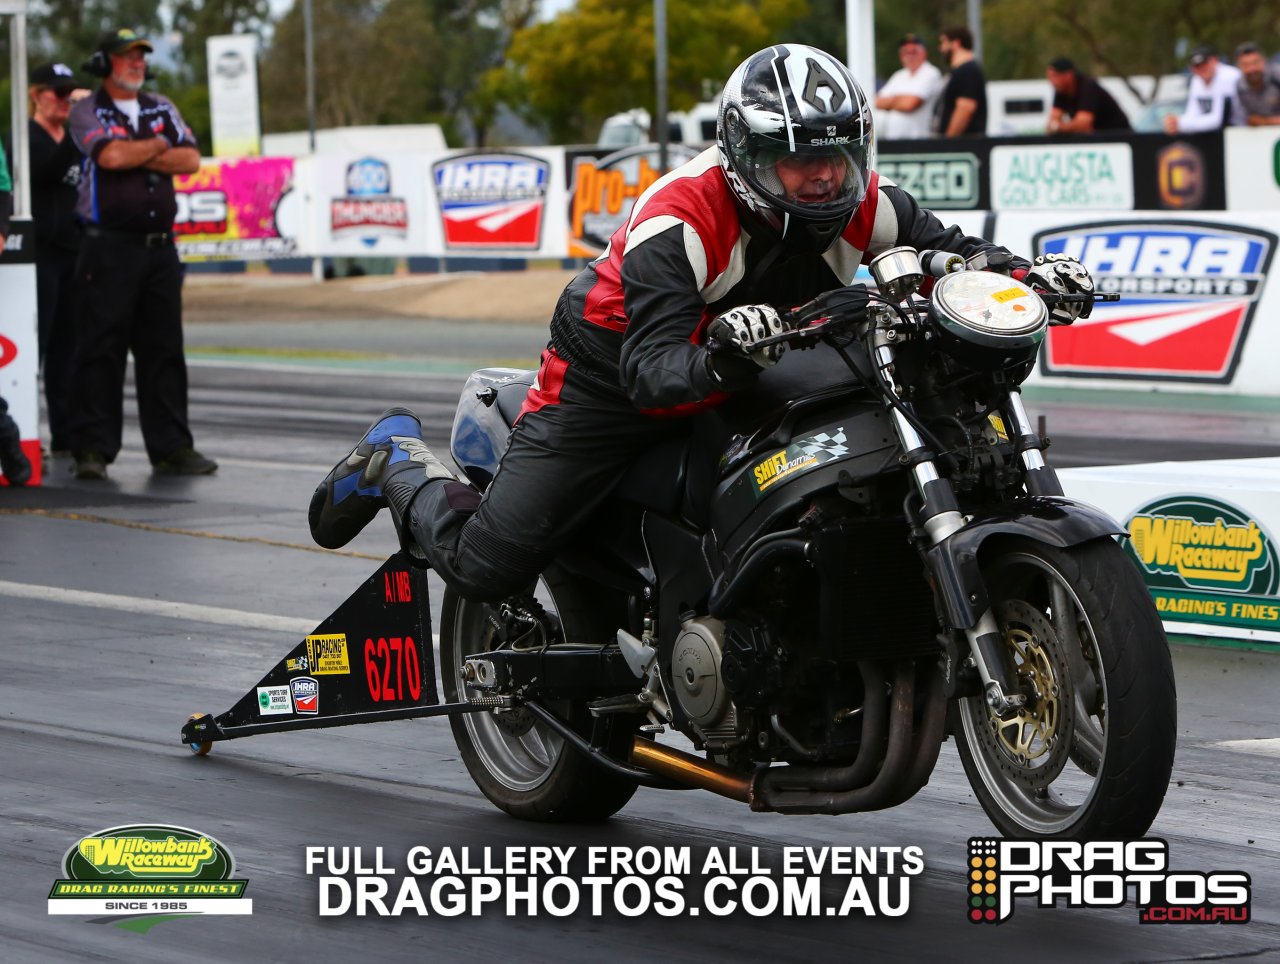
top-left (258, 0), bottom-right (533, 145)
top-left (504, 0), bottom-right (807, 144)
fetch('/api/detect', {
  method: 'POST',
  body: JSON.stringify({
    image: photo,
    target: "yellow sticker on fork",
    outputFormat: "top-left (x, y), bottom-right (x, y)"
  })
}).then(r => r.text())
top-left (992, 287), bottom-right (1029, 303)
top-left (988, 414), bottom-right (1009, 440)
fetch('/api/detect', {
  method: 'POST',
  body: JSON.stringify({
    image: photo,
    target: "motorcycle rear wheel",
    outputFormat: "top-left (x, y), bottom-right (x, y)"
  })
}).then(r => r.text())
top-left (440, 566), bottom-right (640, 822)
top-left (951, 537), bottom-right (1176, 839)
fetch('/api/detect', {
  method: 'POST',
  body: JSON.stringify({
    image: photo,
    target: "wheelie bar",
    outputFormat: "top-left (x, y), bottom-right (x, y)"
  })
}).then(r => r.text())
top-left (182, 698), bottom-right (514, 746)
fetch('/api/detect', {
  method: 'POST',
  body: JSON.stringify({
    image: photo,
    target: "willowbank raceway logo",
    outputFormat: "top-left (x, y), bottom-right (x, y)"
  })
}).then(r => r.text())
top-left (48, 824), bottom-right (252, 918)
top-left (965, 839), bottom-right (1250, 925)
top-left (1125, 495), bottom-right (1280, 636)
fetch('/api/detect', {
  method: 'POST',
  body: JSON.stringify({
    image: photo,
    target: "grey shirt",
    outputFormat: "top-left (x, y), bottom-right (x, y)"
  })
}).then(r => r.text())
top-left (1238, 67), bottom-right (1280, 119)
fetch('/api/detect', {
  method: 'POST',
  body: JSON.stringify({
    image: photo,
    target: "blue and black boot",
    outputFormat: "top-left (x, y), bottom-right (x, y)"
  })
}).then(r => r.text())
top-left (309, 407), bottom-right (456, 550)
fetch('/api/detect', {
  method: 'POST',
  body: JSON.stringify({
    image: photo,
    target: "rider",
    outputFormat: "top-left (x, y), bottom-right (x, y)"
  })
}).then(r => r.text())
top-left (309, 44), bottom-right (1094, 601)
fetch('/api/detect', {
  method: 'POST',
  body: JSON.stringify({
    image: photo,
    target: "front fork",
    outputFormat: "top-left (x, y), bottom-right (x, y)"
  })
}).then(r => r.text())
top-left (875, 332), bottom-right (1039, 714)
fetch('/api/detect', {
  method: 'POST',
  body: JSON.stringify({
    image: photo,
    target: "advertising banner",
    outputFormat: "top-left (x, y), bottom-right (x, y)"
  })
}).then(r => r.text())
top-left (1224, 128), bottom-right (1280, 211)
top-left (426, 148), bottom-right (568, 257)
top-left (878, 140), bottom-right (988, 211)
top-left (311, 153), bottom-right (432, 257)
top-left (0, 221), bottom-right (41, 485)
top-left (565, 144), bottom-right (702, 257)
top-left (1061, 459), bottom-right (1280, 645)
top-left (1130, 131), bottom-right (1226, 211)
top-left (175, 157), bottom-right (301, 260)
top-left (989, 141), bottom-right (1133, 210)
top-left (997, 211), bottom-right (1280, 394)
top-left (206, 34), bottom-right (261, 157)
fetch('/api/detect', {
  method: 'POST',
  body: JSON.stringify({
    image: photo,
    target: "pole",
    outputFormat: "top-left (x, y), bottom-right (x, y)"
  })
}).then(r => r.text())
top-left (654, 0), bottom-right (668, 173)
top-left (844, 0), bottom-right (876, 100)
top-left (10, 12), bottom-right (30, 218)
top-left (967, 0), bottom-right (983, 65)
top-left (303, 0), bottom-right (323, 280)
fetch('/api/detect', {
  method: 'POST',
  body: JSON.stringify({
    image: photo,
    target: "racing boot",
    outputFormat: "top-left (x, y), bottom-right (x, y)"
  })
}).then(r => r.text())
top-left (309, 407), bottom-right (456, 551)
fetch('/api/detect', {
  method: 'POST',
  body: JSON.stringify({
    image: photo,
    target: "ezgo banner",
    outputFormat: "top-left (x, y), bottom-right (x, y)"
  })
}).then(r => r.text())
top-left (48, 824), bottom-right (252, 916)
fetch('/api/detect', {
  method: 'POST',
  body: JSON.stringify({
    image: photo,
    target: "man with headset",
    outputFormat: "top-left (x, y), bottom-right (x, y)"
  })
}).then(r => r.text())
top-left (66, 28), bottom-right (217, 480)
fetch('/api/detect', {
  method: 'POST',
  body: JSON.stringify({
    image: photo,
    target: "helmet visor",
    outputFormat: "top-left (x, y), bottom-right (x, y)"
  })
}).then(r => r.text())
top-left (743, 140), bottom-right (871, 220)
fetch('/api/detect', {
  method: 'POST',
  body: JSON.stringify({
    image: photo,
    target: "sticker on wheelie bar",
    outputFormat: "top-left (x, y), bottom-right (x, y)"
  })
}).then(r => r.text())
top-left (216, 554), bottom-right (437, 727)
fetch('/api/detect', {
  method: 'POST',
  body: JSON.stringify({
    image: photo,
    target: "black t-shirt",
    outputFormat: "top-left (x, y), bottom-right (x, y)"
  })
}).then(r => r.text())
top-left (1053, 74), bottom-right (1132, 131)
top-left (940, 60), bottom-right (988, 135)
top-left (29, 120), bottom-right (83, 251)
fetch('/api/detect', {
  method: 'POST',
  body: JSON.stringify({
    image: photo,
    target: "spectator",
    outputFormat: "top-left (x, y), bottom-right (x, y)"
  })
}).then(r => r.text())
top-left (938, 26), bottom-right (987, 137)
top-left (0, 395), bottom-right (33, 487)
top-left (0, 147), bottom-right (32, 487)
top-left (1045, 57), bottom-right (1132, 133)
top-left (874, 34), bottom-right (943, 140)
top-left (66, 29), bottom-right (217, 480)
top-left (1234, 42), bottom-right (1280, 126)
top-left (1163, 45), bottom-right (1243, 134)
top-left (28, 62), bottom-right (84, 458)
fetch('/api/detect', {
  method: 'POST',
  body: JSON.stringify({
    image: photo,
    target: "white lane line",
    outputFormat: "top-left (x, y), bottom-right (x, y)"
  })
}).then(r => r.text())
top-left (1206, 738), bottom-right (1280, 758)
top-left (0, 579), bottom-right (444, 646)
top-left (0, 580), bottom-right (316, 634)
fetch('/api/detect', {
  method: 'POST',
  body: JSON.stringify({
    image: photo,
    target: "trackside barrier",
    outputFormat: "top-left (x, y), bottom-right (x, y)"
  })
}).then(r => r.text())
top-left (0, 220), bottom-right (41, 486)
top-left (1061, 459), bottom-right (1280, 647)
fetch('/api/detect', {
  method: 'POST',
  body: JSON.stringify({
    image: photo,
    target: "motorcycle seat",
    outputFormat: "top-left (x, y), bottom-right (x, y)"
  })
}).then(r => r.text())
top-left (495, 370), bottom-right (537, 426)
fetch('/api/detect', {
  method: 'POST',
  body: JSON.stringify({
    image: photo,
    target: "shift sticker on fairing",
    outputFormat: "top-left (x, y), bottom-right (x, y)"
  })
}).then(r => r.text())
top-left (751, 428), bottom-right (849, 495)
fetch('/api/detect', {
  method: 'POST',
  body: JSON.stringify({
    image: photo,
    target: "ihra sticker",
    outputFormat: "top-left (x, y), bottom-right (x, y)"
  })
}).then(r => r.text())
top-left (1125, 495), bottom-right (1279, 633)
top-left (48, 824), bottom-right (252, 916)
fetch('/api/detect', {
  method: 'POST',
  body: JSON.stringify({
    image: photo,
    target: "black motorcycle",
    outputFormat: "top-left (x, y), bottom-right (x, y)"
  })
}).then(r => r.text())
top-left (435, 243), bottom-right (1176, 841)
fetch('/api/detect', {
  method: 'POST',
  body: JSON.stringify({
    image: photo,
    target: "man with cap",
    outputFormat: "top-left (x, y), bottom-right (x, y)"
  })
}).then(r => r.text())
top-left (28, 62), bottom-right (88, 458)
top-left (874, 34), bottom-right (943, 140)
top-left (1045, 57), bottom-right (1131, 133)
top-left (1164, 45), bottom-right (1243, 134)
top-left (66, 28), bottom-right (217, 480)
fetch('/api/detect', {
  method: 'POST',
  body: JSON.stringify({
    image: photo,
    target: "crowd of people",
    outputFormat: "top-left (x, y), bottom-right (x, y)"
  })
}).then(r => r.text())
top-left (1, 28), bottom-right (216, 487)
top-left (874, 31), bottom-right (1280, 138)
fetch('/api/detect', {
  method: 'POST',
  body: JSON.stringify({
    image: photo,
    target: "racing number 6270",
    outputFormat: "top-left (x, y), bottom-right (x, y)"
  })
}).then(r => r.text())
top-left (364, 636), bottom-right (422, 702)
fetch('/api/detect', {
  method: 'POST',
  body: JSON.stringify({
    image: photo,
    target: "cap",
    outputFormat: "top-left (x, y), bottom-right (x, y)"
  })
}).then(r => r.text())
top-left (898, 33), bottom-right (926, 48)
top-left (1188, 45), bottom-right (1216, 66)
top-left (30, 62), bottom-right (80, 91)
top-left (97, 27), bottom-right (154, 56)
top-left (1048, 56), bottom-right (1075, 73)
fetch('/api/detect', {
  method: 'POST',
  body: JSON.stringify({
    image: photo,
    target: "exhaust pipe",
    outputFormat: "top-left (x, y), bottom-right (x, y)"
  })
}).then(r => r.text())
top-left (630, 738), bottom-right (752, 803)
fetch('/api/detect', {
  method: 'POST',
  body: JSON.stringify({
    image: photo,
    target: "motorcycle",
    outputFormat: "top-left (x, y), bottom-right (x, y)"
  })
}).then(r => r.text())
top-left (182, 244), bottom-right (1177, 841)
top-left (439, 244), bottom-right (1177, 839)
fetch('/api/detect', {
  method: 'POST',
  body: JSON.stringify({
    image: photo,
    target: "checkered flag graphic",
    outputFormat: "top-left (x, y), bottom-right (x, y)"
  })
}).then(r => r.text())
top-left (796, 429), bottom-right (849, 460)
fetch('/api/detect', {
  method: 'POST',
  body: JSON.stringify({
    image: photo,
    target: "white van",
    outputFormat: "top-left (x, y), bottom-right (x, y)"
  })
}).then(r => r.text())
top-left (596, 101), bottom-right (720, 148)
top-left (984, 74), bottom-right (1189, 136)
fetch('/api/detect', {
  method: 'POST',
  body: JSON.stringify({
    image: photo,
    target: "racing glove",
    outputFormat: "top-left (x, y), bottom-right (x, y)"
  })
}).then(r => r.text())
top-left (707, 304), bottom-right (787, 368)
top-left (1024, 253), bottom-right (1096, 325)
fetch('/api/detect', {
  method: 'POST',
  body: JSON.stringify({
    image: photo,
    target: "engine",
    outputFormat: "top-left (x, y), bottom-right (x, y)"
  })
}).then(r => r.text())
top-left (669, 617), bottom-right (741, 749)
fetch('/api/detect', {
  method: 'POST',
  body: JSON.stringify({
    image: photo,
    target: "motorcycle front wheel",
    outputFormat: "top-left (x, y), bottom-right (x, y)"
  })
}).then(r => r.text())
top-left (440, 566), bottom-right (640, 822)
top-left (951, 537), bottom-right (1176, 839)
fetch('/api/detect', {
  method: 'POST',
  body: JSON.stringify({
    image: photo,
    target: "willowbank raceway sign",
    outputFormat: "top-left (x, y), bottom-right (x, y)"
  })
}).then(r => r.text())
top-left (1125, 495), bottom-right (1280, 637)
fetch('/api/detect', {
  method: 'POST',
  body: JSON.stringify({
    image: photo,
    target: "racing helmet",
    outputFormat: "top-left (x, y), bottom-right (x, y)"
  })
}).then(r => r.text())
top-left (717, 44), bottom-right (875, 253)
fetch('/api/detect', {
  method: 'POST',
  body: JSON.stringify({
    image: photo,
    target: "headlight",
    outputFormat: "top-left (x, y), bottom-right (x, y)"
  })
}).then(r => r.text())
top-left (930, 271), bottom-right (1047, 372)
